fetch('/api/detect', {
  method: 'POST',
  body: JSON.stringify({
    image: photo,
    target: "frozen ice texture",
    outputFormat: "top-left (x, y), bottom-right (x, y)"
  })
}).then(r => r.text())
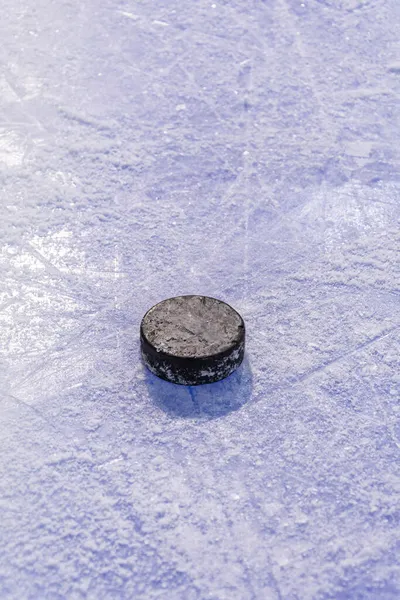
top-left (0, 0), bottom-right (399, 598)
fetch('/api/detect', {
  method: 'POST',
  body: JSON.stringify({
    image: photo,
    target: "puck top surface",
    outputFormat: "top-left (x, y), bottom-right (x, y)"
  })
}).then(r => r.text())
top-left (141, 295), bottom-right (244, 359)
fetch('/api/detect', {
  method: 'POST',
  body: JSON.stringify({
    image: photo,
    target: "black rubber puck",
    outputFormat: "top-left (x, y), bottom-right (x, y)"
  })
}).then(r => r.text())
top-left (140, 295), bottom-right (245, 385)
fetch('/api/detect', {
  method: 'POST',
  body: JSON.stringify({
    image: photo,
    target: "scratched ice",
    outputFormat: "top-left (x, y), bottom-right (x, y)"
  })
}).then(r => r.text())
top-left (0, 0), bottom-right (399, 598)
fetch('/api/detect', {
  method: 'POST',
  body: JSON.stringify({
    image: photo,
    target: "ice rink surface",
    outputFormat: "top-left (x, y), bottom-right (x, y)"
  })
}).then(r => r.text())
top-left (1, 0), bottom-right (399, 598)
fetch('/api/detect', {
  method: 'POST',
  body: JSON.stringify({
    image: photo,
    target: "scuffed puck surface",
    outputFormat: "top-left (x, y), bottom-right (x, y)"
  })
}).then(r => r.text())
top-left (141, 295), bottom-right (245, 385)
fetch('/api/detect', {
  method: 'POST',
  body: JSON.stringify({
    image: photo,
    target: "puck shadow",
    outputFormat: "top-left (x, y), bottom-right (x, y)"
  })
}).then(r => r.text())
top-left (143, 354), bottom-right (253, 420)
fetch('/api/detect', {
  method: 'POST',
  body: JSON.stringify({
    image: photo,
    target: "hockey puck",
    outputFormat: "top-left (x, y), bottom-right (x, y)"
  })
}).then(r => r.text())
top-left (140, 295), bottom-right (245, 385)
